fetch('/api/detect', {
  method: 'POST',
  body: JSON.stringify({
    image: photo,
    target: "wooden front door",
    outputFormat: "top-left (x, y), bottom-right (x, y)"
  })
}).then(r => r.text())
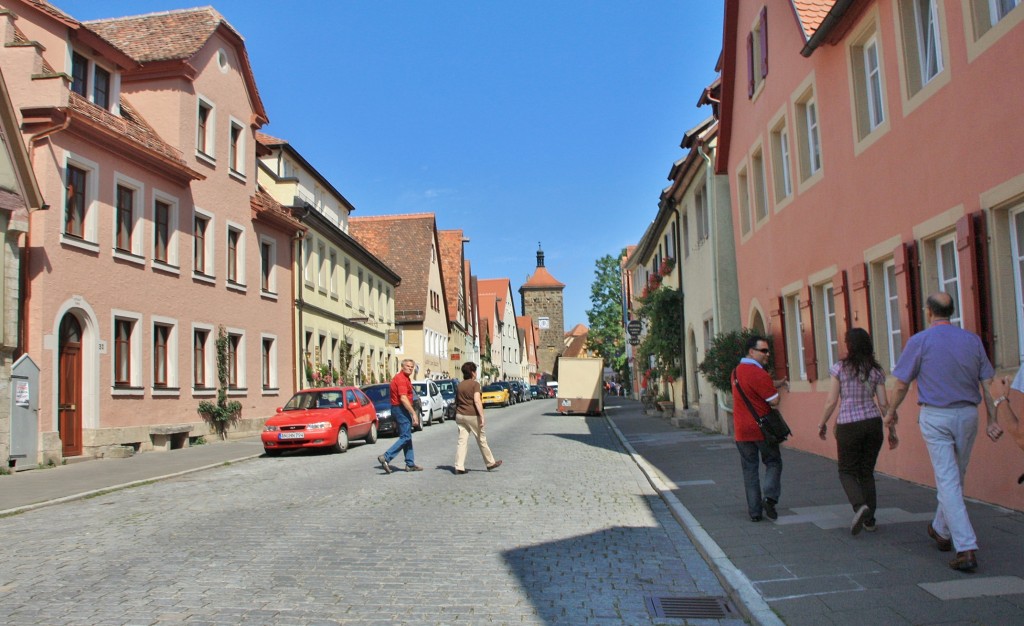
top-left (58, 315), bottom-right (83, 457)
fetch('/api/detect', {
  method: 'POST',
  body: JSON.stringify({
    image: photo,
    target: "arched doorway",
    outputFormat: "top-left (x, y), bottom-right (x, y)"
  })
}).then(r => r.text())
top-left (58, 314), bottom-right (83, 456)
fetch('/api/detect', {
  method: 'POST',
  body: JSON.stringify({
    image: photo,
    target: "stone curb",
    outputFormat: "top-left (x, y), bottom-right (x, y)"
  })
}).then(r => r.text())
top-left (605, 415), bottom-right (785, 626)
top-left (0, 453), bottom-right (262, 518)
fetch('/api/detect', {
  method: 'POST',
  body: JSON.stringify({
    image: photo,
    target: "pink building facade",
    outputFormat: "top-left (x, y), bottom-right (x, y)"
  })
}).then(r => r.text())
top-left (718, 0), bottom-right (1024, 510)
top-left (2, 1), bottom-right (296, 461)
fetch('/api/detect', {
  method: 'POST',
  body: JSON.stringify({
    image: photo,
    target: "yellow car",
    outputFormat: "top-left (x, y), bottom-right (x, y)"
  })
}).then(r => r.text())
top-left (481, 383), bottom-right (511, 407)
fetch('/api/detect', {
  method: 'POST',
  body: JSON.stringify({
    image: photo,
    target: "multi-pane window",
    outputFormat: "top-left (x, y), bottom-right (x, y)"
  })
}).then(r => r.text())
top-left (737, 168), bottom-right (751, 234)
top-left (821, 284), bottom-right (839, 369)
top-left (317, 242), bottom-right (327, 290)
top-left (358, 269), bottom-right (365, 309)
top-left (851, 24), bottom-right (888, 141)
top-left (227, 334), bottom-right (240, 388)
top-left (770, 122), bottom-right (792, 201)
top-left (695, 186), bottom-right (710, 243)
top-left (71, 52), bottom-right (89, 97)
top-left (115, 185), bottom-right (134, 252)
top-left (914, 0), bottom-right (943, 85)
top-left (344, 260), bottom-right (352, 301)
top-left (114, 319), bottom-right (133, 386)
top-left (261, 240), bottom-right (273, 292)
top-left (153, 324), bottom-right (170, 387)
top-left (93, 66), bottom-right (111, 109)
top-left (682, 213), bottom-right (690, 258)
top-left (194, 328), bottom-right (208, 388)
top-left (262, 338), bottom-right (273, 389)
top-left (883, 260), bottom-right (903, 369)
top-left (229, 121), bottom-right (243, 173)
top-left (194, 214), bottom-right (209, 274)
top-left (154, 200), bottom-right (170, 263)
top-left (992, 0), bottom-right (1022, 23)
top-left (746, 7), bottom-right (768, 98)
top-left (1010, 208), bottom-right (1024, 360)
top-left (197, 100), bottom-right (213, 156)
top-left (227, 227), bottom-right (241, 283)
top-left (935, 234), bottom-right (962, 327)
top-left (785, 294), bottom-right (807, 381)
top-left (64, 165), bottom-right (86, 238)
top-left (795, 88), bottom-right (823, 181)
top-left (329, 251), bottom-right (338, 295)
top-left (752, 149), bottom-right (768, 222)
top-left (863, 38), bottom-right (884, 130)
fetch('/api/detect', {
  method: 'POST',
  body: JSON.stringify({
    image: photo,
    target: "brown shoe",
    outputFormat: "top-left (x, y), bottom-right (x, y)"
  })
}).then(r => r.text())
top-left (486, 460), bottom-right (503, 471)
top-left (927, 524), bottom-right (952, 552)
top-left (405, 465), bottom-right (424, 472)
top-left (454, 469), bottom-right (467, 475)
top-left (949, 550), bottom-right (977, 572)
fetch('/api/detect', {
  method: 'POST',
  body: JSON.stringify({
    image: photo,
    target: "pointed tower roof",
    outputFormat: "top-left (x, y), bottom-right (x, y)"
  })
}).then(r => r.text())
top-left (521, 243), bottom-right (565, 290)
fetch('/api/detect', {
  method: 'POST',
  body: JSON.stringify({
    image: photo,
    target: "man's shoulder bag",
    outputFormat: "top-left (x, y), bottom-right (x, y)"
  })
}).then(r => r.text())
top-left (732, 367), bottom-right (792, 444)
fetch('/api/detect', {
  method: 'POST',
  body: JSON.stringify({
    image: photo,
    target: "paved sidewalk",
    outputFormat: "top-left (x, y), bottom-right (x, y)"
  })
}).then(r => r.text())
top-left (605, 398), bottom-right (1024, 625)
top-left (0, 437), bottom-right (264, 515)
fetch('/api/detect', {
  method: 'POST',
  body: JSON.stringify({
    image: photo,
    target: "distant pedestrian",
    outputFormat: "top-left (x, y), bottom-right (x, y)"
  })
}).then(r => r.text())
top-left (453, 361), bottom-right (502, 475)
top-left (817, 328), bottom-right (897, 535)
top-left (885, 292), bottom-right (1002, 572)
top-left (378, 359), bottom-right (423, 473)
top-left (731, 335), bottom-right (787, 522)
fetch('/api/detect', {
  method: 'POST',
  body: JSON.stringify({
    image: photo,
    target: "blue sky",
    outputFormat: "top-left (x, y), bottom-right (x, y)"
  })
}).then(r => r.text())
top-left (58, 0), bottom-right (725, 330)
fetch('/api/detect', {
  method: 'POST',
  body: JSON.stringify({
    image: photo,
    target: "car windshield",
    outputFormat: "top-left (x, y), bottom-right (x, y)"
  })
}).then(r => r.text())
top-left (482, 384), bottom-right (502, 392)
top-left (283, 391), bottom-right (344, 410)
top-left (437, 380), bottom-right (456, 396)
top-left (362, 385), bottom-right (390, 407)
top-left (413, 383), bottom-right (428, 396)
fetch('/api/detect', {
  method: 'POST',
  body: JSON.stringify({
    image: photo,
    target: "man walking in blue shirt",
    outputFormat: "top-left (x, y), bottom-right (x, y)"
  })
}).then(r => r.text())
top-left (885, 292), bottom-right (1003, 572)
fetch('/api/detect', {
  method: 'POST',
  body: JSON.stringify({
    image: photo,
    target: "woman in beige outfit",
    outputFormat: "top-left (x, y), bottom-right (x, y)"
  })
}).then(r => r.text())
top-left (454, 361), bottom-right (502, 474)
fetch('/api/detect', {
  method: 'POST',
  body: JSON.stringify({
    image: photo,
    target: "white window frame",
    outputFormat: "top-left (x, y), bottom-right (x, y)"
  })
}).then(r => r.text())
top-left (863, 36), bottom-right (885, 131)
top-left (227, 116), bottom-right (246, 179)
top-left (151, 316), bottom-right (179, 395)
top-left (770, 119), bottom-right (793, 204)
top-left (261, 333), bottom-right (279, 394)
top-left (819, 283), bottom-right (839, 369)
top-left (785, 293), bottom-right (807, 381)
top-left (751, 147), bottom-right (768, 223)
top-left (151, 189), bottom-right (180, 273)
top-left (934, 233), bottom-right (963, 327)
top-left (882, 259), bottom-right (903, 370)
top-left (193, 207), bottom-right (215, 282)
top-left (225, 327), bottom-right (247, 395)
top-left (111, 309), bottom-right (143, 396)
top-left (260, 235), bottom-right (278, 297)
top-left (111, 172), bottom-right (145, 263)
top-left (914, 0), bottom-right (944, 85)
top-left (191, 323), bottom-right (216, 397)
top-left (329, 250), bottom-right (338, 297)
top-left (196, 96), bottom-right (216, 162)
top-left (61, 152), bottom-right (100, 250)
top-left (1009, 206), bottom-right (1024, 361)
top-left (317, 241), bottom-right (328, 293)
top-left (303, 236), bottom-right (314, 286)
top-left (225, 220), bottom-right (246, 291)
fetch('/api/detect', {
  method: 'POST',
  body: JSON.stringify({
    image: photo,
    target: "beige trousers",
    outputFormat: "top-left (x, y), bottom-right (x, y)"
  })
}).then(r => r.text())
top-left (455, 412), bottom-right (496, 470)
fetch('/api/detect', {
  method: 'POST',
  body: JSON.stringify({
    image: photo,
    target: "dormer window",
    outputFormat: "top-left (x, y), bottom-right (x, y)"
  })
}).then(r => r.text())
top-left (70, 50), bottom-right (116, 111)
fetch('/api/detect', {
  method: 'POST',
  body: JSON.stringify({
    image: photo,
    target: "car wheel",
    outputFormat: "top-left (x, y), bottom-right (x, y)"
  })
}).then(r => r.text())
top-left (436, 410), bottom-right (445, 424)
top-left (332, 426), bottom-right (349, 453)
top-left (265, 448), bottom-right (282, 457)
top-left (365, 422), bottom-right (378, 444)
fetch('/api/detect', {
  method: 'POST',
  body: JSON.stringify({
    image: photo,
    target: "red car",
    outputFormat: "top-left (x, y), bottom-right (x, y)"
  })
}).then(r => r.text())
top-left (262, 387), bottom-right (378, 456)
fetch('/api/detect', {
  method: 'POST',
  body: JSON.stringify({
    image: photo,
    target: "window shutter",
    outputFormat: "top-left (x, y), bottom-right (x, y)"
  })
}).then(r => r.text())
top-left (956, 212), bottom-right (993, 359)
top-left (849, 263), bottom-right (872, 336)
top-left (893, 241), bottom-right (922, 344)
top-left (833, 270), bottom-right (851, 348)
top-left (769, 297), bottom-right (788, 380)
top-left (800, 286), bottom-right (818, 382)
top-left (760, 7), bottom-right (768, 78)
top-left (747, 32), bottom-right (755, 98)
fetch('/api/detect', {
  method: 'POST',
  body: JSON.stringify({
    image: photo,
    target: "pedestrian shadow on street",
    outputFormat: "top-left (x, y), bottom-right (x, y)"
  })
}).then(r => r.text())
top-left (500, 496), bottom-right (738, 624)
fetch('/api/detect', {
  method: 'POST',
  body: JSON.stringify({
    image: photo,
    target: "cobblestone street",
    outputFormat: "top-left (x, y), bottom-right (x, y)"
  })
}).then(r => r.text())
top-left (0, 401), bottom-right (741, 625)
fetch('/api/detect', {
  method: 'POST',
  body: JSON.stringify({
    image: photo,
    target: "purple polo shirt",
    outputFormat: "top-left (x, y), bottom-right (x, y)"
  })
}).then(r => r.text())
top-left (891, 322), bottom-right (994, 407)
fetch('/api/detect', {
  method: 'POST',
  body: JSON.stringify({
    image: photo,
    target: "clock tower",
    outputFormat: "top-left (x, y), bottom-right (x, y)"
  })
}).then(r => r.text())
top-left (519, 244), bottom-right (565, 378)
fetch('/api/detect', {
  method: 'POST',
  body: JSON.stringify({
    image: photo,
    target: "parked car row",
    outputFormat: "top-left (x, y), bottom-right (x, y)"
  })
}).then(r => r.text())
top-left (530, 384), bottom-right (555, 399)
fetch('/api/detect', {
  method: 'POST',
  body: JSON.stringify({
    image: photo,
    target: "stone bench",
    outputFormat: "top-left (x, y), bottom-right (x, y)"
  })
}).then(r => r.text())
top-left (149, 425), bottom-right (192, 451)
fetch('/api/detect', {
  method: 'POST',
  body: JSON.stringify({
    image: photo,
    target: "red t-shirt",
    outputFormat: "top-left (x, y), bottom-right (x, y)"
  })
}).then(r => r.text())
top-left (390, 371), bottom-right (413, 407)
top-left (732, 362), bottom-right (778, 442)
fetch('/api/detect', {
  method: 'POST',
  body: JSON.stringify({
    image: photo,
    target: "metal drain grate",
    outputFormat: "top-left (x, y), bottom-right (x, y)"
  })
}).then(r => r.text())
top-left (645, 595), bottom-right (736, 619)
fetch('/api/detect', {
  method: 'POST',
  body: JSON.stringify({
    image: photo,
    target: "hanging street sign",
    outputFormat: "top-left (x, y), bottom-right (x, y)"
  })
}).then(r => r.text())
top-left (626, 320), bottom-right (642, 337)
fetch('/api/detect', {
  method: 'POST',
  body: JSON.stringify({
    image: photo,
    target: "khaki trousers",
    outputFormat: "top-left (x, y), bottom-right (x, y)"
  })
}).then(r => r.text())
top-left (455, 412), bottom-right (496, 470)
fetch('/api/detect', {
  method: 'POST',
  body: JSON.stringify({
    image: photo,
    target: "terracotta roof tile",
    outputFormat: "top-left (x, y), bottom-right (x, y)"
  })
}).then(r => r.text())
top-left (19, 0), bottom-right (79, 25)
top-left (68, 92), bottom-right (189, 168)
top-left (255, 131), bottom-right (287, 147)
top-left (478, 278), bottom-right (512, 317)
top-left (521, 265), bottom-right (565, 289)
top-left (791, 0), bottom-right (837, 40)
top-left (349, 213), bottom-right (438, 323)
top-left (437, 230), bottom-right (466, 324)
top-left (84, 7), bottom-right (231, 63)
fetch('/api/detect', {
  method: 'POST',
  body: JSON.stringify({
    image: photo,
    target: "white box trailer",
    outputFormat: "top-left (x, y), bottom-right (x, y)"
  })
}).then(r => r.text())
top-left (556, 357), bottom-right (604, 416)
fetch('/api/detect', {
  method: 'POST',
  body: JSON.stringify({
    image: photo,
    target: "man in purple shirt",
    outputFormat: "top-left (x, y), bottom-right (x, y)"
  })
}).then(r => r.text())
top-left (885, 292), bottom-right (1002, 573)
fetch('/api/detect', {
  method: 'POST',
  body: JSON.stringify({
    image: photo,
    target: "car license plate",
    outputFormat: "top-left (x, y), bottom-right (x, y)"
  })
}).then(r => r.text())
top-left (279, 432), bottom-right (304, 440)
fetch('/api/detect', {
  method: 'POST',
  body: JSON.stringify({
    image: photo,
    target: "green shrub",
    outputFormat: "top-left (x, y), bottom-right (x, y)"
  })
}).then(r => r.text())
top-left (697, 328), bottom-right (775, 393)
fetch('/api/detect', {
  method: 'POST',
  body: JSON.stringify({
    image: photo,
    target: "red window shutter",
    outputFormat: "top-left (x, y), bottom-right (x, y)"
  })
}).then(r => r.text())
top-left (769, 297), bottom-right (788, 380)
top-left (833, 270), bottom-right (851, 349)
top-left (893, 241), bottom-right (922, 345)
top-left (800, 286), bottom-right (818, 382)
top-left (760, 7), bottom-right (769, 78)
top-left (747, 32), bottom-right (755, 98)
top-left (956, 212), bottom-right (993, 358)
top-left (849, 263), bottom-right (871, 336)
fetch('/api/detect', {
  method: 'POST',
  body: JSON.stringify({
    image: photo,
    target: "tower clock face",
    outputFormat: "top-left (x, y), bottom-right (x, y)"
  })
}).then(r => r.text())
top-left (539, 317), bottom-right (550, 329)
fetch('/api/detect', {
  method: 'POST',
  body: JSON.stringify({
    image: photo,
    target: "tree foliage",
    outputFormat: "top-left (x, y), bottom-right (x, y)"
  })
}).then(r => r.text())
top-left (636, 286), bottom-right (683, 382)
top-left (586, 252), bottom-right (627, 379)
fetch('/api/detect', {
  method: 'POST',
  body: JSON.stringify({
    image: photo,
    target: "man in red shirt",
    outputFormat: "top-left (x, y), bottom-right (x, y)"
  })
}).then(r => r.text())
top-left (732, 336), bottom-right (783, 521)
top-left (378, 359), bottom-right (422, 473)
